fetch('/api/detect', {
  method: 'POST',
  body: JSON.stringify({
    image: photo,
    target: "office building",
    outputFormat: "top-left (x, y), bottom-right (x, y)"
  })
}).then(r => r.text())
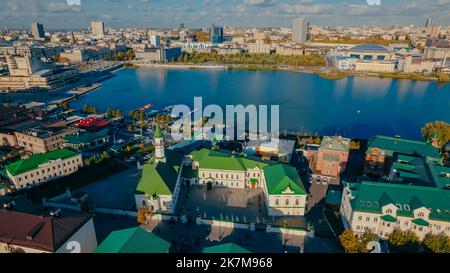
top-left (292, 18), bottom-right (309, 44)
top-left (31, 22), bottom-right (45, 40)
top-left (210, 24), bottom-right (224, 44)
top-left (150, 35), bottom-right (161, 47)
top-left (425, 18), bottom-right (433, 28)
top-left (91, 21), bottom-right (105, 37)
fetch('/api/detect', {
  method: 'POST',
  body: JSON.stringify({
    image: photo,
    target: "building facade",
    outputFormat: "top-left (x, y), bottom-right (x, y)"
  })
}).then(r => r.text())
top-left (5, 149), bottom-right (83, 189)
top-left (340, 181), bottom-right (450, 240)
top-left (15, 125), bottom-right (79, 154)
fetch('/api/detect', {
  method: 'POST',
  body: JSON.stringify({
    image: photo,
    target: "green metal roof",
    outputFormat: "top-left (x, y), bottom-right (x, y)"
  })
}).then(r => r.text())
top-left (345, 181), bottom-right (450, 222)
top-left (5, 149), bottom-right (80, 176)
top-left (191, 148), bottom-right (271, 171)
top-left (325, 189), bottom-right (342, 205)
top-left (95, 227), bottom-right (170, 253)
top-left (136, 150), bottom-right (184, 196)
top-left (202, 243), bottom-right (251, 253)
top-left (380, 214), bottom-right (397, 223)
top-left (412, 218), bottom-right (430, 227)
top-left (64, 129), bottom-right (109, 145)
top-left (154, 125), bottom-right (163, 138)
top-left (264, 164), bottom-right (306, 195)
top-left (367, 135), bottom-right (441, 160)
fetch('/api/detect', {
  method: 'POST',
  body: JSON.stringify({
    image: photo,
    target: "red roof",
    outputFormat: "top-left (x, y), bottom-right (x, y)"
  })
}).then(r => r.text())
top-left (0, 209), bottom-right (91, 252)
top-left (74, 117), bottom-right (110, 128)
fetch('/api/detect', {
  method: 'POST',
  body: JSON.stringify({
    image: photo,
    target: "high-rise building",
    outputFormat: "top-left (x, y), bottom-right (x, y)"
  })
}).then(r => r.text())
top-left (91, 21), bottom-right (105, 37)
top-left (210, 24), bottom-right (224, 44)
top-left (180, 23), bottom-right (185, 29)
top-left (31, 22), bottom-right (45, 40)
top-left (150, 35), bottom-right (161, 47)
top-left (292, 18), bottom-right (309, 44)
top-left (425, 18), bottom-right (433, 28)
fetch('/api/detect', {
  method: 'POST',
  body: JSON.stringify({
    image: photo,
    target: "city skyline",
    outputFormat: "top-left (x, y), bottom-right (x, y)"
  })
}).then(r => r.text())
top-left (1, 0), bottom-right (450, 30)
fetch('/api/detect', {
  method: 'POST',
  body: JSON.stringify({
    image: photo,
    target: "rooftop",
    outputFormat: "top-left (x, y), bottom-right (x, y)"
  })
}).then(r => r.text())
top-left (345, 181), bottom-right (450, 222)
top-left (367, 135), bottom-right (441, 160)
top-left (136, 150), bottom-right (184, 196)
top-left (0, 198), bottom-right (92, 252)
top-left (95, 227), bottom-right (170, 253)
top-left (349, 43), bottom-right (392, 53)
top-left (5, 149), bottom-right (80, 176)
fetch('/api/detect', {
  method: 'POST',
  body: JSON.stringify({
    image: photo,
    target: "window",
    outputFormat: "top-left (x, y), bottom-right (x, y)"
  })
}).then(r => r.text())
top-left (374, 218), bottom-right (378, 222)
top-left (295, 199), bottom-right (300, 206)
top-left (366, 217), bottom-right (370, 222)
top-left (417, 212), bottom-right (425, 217)
top-left (386, 209), bottom-right (392, 214)
top-left (358, 216), bottom-right (363, 221)
top-left (285, 199), bottom-right (290, 206)
top-left (275, 199), bottom-right (280, 206)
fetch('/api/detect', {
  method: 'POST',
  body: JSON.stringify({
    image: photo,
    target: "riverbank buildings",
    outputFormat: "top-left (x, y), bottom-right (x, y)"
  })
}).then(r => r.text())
top-left (340, 135), bottom-right (450, 240)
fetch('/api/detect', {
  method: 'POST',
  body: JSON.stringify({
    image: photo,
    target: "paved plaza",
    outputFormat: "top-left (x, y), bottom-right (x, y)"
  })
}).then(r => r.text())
top-left (177, 185), bottom-right (267, 224)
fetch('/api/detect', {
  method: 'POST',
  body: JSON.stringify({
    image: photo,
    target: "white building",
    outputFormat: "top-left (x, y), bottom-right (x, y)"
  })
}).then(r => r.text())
top-left (150, 35), bottom-right (161, 47)
top-left (340, 181), bottom-right (450, 240)
top-left (292, 18), bottom-right (309, 44)
top-left (5, 149), bottom-right (83, 189)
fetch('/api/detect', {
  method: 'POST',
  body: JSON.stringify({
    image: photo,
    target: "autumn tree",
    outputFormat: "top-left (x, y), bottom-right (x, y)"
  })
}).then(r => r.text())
top-left (358, 230), bottom-right (377, 253)
top-left (421, 121), bottom-right (450, 149)
top-left (339, 230), bottom-right (359, 253)
top-left (137, 206), bottom-right (150, 224)
top-left (423, 233), bottom-right (450, 253)
top-left (388, 229), bottom-right (421, 253)
top-left (314, 137), bottom-right (321, 145)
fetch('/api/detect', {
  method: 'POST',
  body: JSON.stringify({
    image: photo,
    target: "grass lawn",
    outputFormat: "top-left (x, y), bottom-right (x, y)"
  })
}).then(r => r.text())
top-left (16, 160), bottom-right (129, 202)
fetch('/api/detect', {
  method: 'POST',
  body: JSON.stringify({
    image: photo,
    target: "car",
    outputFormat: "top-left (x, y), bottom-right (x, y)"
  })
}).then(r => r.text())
top-left (125, 157), bottom-right (136, 163)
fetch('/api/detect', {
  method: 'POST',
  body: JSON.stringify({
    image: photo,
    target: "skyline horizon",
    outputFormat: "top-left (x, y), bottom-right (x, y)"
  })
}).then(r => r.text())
top-left (0, 0), bottom-right (450, 30)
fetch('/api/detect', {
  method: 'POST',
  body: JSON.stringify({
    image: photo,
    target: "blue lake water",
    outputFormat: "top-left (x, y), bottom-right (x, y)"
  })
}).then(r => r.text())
top-left (72, 68), bottom-right (450, 140)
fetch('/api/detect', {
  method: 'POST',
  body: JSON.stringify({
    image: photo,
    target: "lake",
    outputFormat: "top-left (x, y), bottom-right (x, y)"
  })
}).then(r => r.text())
top-left (72, 67), bottom-right (450, 140)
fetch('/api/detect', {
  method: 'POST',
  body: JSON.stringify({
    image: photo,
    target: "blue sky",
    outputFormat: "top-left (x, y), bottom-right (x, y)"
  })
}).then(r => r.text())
top-left (0, 0), bottom-right (449, 29)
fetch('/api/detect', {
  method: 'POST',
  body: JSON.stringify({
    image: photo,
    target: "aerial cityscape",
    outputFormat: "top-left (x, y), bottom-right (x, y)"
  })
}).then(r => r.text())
top-left (0, 0), bottom-right (450, 259)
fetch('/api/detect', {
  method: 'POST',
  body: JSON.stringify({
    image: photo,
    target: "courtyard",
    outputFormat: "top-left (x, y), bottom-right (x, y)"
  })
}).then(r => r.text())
top-left (176, 185), bottom-right (267, 224)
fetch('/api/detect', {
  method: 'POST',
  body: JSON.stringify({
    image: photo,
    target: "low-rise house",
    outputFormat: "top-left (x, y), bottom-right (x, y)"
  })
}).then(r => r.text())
top-left (5, 148), bottom-right (82, 189)
top-left (0, 199), bottom-right (97, 253)
top-left (307, 136), bottom-right (350, 185)
top-left (64, 129), bottom-right (110, 151)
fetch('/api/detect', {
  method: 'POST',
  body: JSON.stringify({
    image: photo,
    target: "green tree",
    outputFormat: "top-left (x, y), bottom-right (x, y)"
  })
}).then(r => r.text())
top-left (423, 233), bottom-right (450, 253)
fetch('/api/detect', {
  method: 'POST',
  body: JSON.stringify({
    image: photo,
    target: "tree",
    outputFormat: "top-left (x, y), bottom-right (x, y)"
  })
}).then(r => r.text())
top-left (388, 229), bottom-right (421, 253)
top-left (358, 230), bottom-right (377, 253)
top-left (423, 233), bottom-right (450, 253)
top-left (137, 206), bottom-right (149, 224)
top-left (339, 230), bottom-right (359, 253)
top-left (314, 137), bottom-right (321, 145)
top-left (421, 121), bottom-right (450, 149)
top-left (307, 136), bottom-right (313, 144)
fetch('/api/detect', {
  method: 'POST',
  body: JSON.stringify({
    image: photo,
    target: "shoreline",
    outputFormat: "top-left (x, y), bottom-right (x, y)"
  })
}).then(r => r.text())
top-left (128, 62), bottom-right (450, 83)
